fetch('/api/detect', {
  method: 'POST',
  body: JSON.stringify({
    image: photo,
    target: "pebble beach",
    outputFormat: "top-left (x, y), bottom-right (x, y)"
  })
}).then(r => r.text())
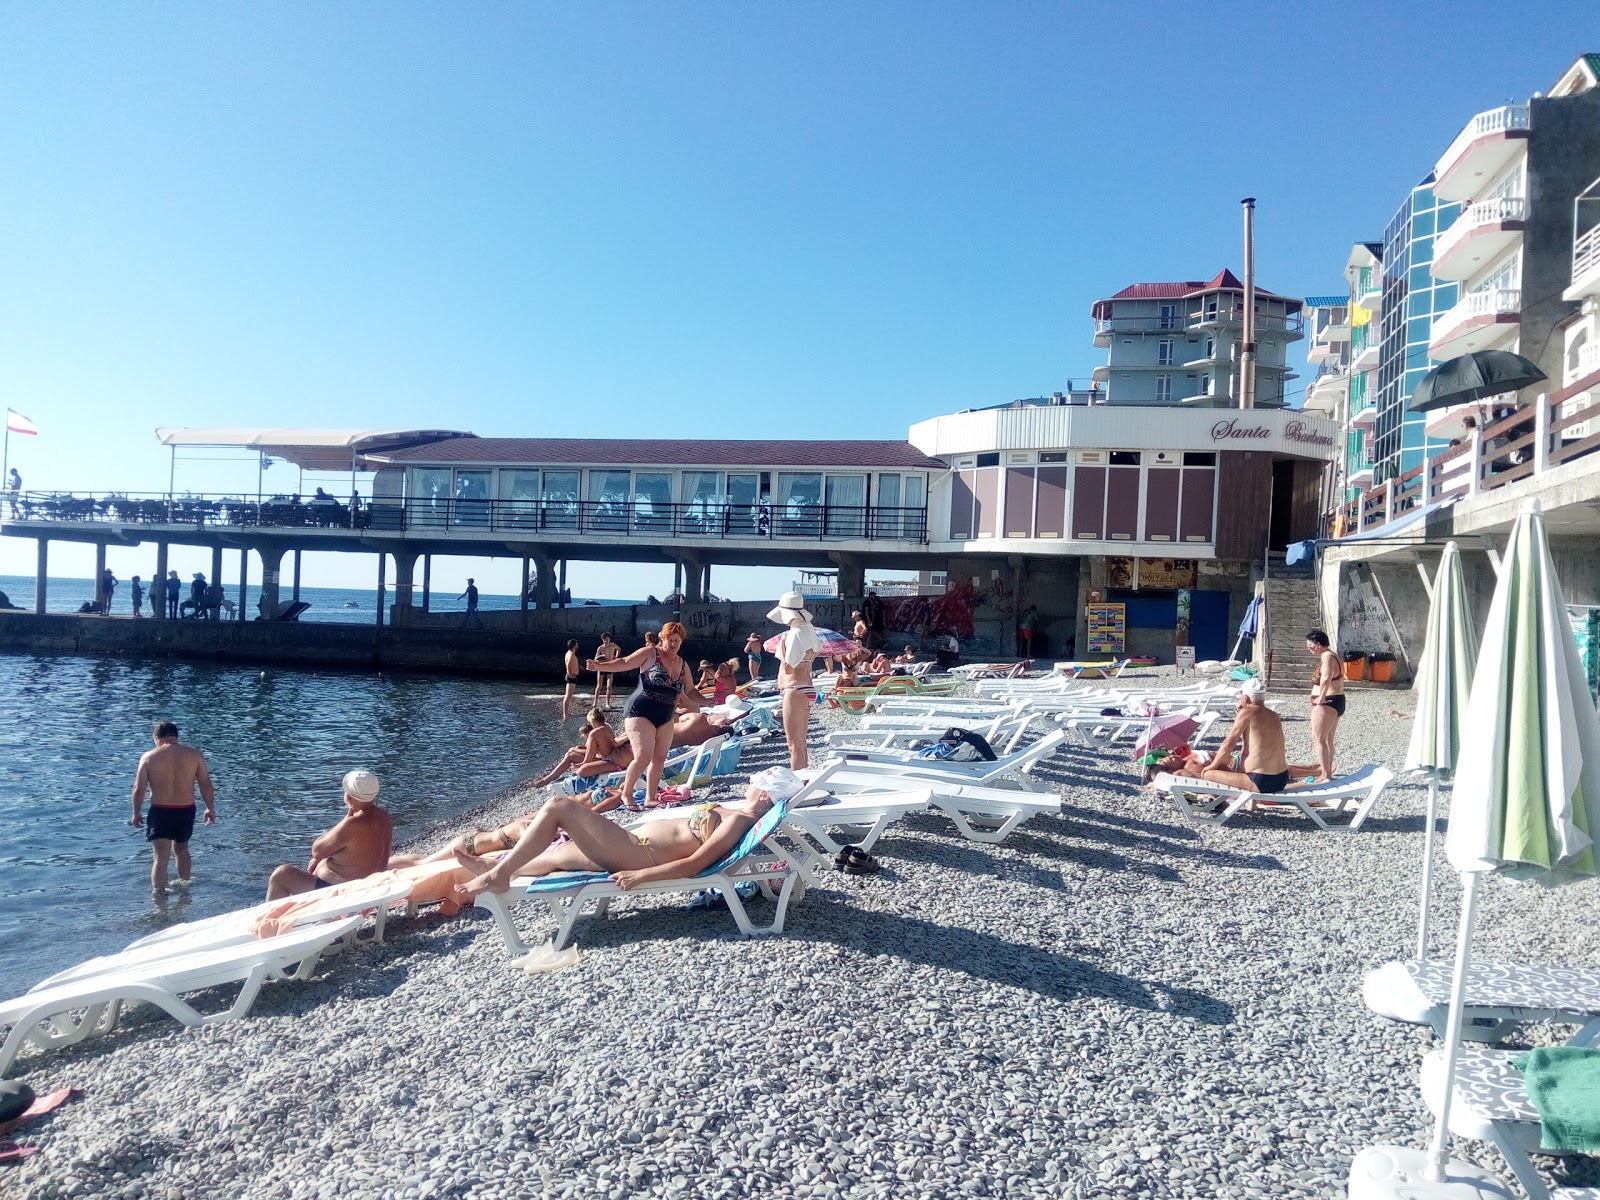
top-left (8, 667), bottom-right (1600, 1200)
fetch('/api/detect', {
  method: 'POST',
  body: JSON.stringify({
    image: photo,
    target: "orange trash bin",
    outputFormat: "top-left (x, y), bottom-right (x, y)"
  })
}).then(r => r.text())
top-left (1343, 655), bottom-right (1367, 682)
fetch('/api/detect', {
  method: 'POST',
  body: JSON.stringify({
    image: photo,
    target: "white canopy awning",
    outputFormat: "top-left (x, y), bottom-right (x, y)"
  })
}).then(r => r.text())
top-left (154, 428), bottom-right (474, 471)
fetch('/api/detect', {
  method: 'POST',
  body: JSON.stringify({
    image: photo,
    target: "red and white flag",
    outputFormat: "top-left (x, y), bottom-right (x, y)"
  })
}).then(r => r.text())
top-left (6, 409), bottom-right (37, 436)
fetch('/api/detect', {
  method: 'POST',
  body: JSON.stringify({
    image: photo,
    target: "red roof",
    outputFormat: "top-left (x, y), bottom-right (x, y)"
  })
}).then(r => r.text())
top-left (1091, 269), bottom-right (1301, 319)
top-left (370, 437), bottom-right (943, 470)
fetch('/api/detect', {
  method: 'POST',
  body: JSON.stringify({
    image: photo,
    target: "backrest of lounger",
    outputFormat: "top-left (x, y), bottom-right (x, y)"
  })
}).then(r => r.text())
top-left (704, 799), bottom-right (789, 875)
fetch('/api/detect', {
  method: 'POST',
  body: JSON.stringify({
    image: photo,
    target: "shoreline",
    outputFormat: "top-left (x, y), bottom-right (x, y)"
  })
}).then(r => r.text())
top-left (9, 669), bottom-right (1599, 1199)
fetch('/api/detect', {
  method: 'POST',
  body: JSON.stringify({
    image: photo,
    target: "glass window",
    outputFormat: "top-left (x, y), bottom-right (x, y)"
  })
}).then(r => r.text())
top-left (633, 472), bottom-right (673, 532)
top-left (776, 473), bottom-right (822, 537)
top-left (904, 474), bottom-right (926, 539)
top-left (975, 452), bottom-right (1000, 467)
top-left (409, 468), bottom-right (452, 529)
top-left (825, 474), bottom-right (866, 538)
top-left (454, 470), bottom-right (491, 528)
top-left (1109, 451), bottom-right (1142, 466)
top-left (1155, 375), bottom-right (1172, 402)
top-left (589, 470), bottom-right (631, 532)
top-left (499, 469), bottom-right (541, 530)
top-left (874, 474), bottom-right (901, 538)
top-left (682, 471), bottom-right (724, 534)
top-left (727, 473), bottom-right (760, 536)
top-left (1158, 339), bottom-right (1174, 365)
top-left (542, 470), bottom-right (579, 530)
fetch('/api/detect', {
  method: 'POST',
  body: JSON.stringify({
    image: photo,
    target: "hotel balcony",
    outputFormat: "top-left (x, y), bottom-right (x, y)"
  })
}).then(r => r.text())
top-left (1432, 196), bottom-right (1526, 281)
top-left (1355, 266), bottom-right (1382, 307)
top-left (1186, 307), bottom-right (1304, 336)
top-left (1429, 287), bottom-right (1521, 358)
top-left (1347, 458), bottom-right (1375, 489)
top-left (1092, 315), bottom-right (1186, 345)
top-left (1348, 373), bottom-right (1378, 426)
top-left (1433, 104), bottom-right (1530, 202)
top-left (1350, 322), bottom-right (1381, 372)
top-left (1303, 367), bottom-right (1347, 415)
top-left (1567, 220), bottom-right (1600, 303)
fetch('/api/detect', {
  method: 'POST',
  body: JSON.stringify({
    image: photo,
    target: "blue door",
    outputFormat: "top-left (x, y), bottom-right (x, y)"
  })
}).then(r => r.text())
top-left (1189, 590), bottom-right (1230, 662)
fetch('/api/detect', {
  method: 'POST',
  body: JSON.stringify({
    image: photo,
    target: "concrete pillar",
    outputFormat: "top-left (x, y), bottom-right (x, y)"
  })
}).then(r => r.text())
top-left (34, 538), bottom-right (47, 614)
top-left (391, 550), bottom-right (417, 624)
top-left (702, 563), bottom-right (711, 603)
top-left (834, 559), bottom-right (865, 606)
top-left (375, 552), bottom-right (387, 628)
top-left (673, 561), bottom-right (682, 599)
top-left (210, 546), bottom-right (223, 598)
top-left (682, 559), bottom-right (704, 603)
top-left (1468, 429), bottom-right (1484, 497)
top-left (237, 548), bottom-right (248, 621)
top-left (256, 545), bottom-right (285, 620)
top-left (419, 554), bottom-right (429, 612)
top-left (559, 558), bottom-right (568, 607)
top-left (154, 542), bottom-right (169, 620)
top-left (1533, 391), bottom-right (1551, 476)
top-left (534, 555), bottom-right (555, 610)
top-left (293, 550), bottom-right (303, 603)
top-left (94, 543), bottom-right (107, 611)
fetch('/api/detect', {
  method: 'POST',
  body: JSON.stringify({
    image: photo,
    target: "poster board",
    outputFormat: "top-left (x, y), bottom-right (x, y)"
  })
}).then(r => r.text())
top-left (1175, 645), bottom-right (1196, 673)
top-left (1086, 603), bottom-right (1126, 656)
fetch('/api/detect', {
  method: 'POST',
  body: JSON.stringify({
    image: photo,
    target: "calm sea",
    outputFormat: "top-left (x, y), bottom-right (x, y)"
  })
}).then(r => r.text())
top-left (0, 575), bottom-right (633, 622)
top-left (0, 651), bottom-right (590, 997)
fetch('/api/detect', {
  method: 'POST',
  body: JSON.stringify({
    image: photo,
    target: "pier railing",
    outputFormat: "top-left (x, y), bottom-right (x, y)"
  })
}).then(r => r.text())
top-left (4, 492), bottom-right (931, 544)
top-left (1328, 387), bottom-right (1600, 538)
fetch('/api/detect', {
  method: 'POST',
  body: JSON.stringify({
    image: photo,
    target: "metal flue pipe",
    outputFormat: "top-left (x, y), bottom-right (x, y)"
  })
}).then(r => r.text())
top-left (1240, 197), bottom-right (1257, 410)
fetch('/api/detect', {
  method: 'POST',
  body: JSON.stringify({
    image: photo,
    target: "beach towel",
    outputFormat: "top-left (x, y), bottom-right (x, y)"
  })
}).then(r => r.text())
top-left (1514, 1046), bottom-right (1600, 1152)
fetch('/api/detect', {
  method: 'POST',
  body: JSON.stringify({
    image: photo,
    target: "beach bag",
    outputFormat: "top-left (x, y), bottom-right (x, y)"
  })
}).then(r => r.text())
top-left (916, 727), bottom-right (996, 762)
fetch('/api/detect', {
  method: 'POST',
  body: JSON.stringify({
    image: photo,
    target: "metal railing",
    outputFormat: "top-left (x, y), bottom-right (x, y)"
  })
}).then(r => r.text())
top-left (1574, 222), bottom-right (1600, 294)
top-left (1187, 307), bottom-right (1304, 333)
top-left (1328, 389), bottom-right (1600, 538)
top-left (1356, 266), bottom-right (1381, 300)
top-left (1093, 316), bottom-right (1186, 334)
top-left (1435, 104), bottom-right (1530, 184)
top-left (1435, 196), bottom-right (1526, 266)
top-left (1351, 322), bottom-right (1378, 361)
top-left (2, 491), bottom-right (931, 543)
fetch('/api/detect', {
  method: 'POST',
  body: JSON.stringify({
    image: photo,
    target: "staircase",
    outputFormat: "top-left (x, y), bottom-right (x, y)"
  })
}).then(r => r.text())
top-left (1262, 570), bottom-right (1322, 689)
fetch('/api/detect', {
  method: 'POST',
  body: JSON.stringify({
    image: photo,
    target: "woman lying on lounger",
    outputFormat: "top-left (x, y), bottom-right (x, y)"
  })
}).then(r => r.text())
top-left (453, 767), bottom-right (804, 897)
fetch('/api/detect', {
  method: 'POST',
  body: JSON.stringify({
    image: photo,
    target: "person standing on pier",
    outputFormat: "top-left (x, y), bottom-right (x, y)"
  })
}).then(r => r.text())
top-left (5, 468), bottom-right (20, 517)
top-left (130, 721), bottom-right (216, 892)
top-left (166, 570), bottom-right (181, 619)
top-left (130, 575), bottom-right (144, 618)
top-left (458, 578), bottom-right (481, 628)
top-left (100, 567), bottom-right (117, 615)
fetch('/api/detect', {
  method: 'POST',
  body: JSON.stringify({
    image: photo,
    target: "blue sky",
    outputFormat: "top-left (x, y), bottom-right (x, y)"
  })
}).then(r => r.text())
top-left (2, 3), bottom-right (1596, 599)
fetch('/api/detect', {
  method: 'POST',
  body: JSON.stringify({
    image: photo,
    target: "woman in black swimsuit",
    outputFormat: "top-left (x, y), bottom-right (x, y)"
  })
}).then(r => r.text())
top-left (1306, 629), bottom-right (1345, 784)
top-left (587, 621), bottom-right (700, 810)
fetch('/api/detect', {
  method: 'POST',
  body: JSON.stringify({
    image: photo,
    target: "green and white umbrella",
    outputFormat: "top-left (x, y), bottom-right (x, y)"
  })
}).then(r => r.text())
top-left (1352, 500), bottom-right (1600, 1194)
top-left (1402, 540), bottom-right (1477, 959)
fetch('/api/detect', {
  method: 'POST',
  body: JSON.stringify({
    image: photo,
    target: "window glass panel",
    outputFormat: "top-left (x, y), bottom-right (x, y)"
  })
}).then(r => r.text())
top-left (776, 473), bottom-right (822, 537)
top-left (683, 471), bottom-right (724, 534)
top-left (874, 474), bottom-right (901, 538)
top-left (903, 474), bottom-right (927, 539)
top-left (410, 468), bottom-right (452, 529)
top-left (727, 473), bottom-right (759, 536)
top-left (499, 469), bottom-right (541, 529)
top-left (541, 470), bottom-right (579, 530)
top-left (824, 474), bottom-right (866, 537)
top-left (633, 472), bottom-right (673, 531)
top-left (454, 470), bottom-right (491, 527)
top-left (589, 470), bottom-right (631, 532)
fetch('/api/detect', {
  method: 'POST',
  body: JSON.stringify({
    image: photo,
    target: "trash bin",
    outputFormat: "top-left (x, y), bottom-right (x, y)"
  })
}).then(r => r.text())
top-left (1342, 651), bottom-right (1367, 682)
top-left (1368, 652), bottom-right (1395, 683)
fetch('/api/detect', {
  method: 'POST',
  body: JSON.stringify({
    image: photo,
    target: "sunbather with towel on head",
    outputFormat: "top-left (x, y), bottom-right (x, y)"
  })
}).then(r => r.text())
top-left (453, 767), bottom-right (804, 897)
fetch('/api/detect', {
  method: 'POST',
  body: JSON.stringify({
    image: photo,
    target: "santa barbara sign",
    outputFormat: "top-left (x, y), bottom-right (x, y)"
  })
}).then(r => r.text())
top-left (1210, 417), bottom-right (1336, 449)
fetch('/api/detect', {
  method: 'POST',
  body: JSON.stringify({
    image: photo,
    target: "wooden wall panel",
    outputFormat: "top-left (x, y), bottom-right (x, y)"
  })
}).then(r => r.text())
top-left (1004, 468), bottom-right (1035, 538)
top-left (1143, 469), bottom-right (1180, 544)
top-left (973, 468), bottom-right (999, 538)
top-left (1213, 452), bottom-right (1272, 559)
top-left (1179, 467), bottom-right (1216, 544)
top-left (1105, 466), bottom-right (1141, 541)
top-left (949, 470), bottom-right (975, 539)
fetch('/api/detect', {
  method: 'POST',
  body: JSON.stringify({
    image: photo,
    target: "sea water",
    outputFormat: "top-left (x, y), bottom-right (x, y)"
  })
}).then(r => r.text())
top-left (0, 652), bottom-right (588, 997)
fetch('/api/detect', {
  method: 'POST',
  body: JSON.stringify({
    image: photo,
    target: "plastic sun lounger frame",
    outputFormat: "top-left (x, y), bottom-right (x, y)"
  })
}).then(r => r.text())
top-left (0, 917), bottom-right (364, 1076)
top-left (1053, 659), bottom-right (1132, 680)
top-left (809, 766), bottom-right (1062, 844)
top-left (831, 728), bottom-right (1067, 793)
top-left (474, 799), bottom-right (809, 954)
top-left (1364, 958), bottom-right (1600, 1041)
top-left (1151, 764), bottom-right (1394, 829)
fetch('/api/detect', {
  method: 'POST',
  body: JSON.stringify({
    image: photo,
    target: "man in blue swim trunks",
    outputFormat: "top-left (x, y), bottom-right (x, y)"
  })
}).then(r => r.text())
top-left (130, 721), bottom-right (216, 892)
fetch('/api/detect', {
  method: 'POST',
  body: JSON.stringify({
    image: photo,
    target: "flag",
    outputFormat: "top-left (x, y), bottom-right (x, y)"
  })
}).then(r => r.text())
top-left (1350, 303), bottom-right (1373, 327)
top-left (6, 410), bottom-right (37, 436)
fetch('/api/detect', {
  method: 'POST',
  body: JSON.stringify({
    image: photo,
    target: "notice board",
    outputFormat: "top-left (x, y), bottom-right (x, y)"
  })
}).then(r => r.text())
top-left (1086, 603), bottom-right (1126, 656)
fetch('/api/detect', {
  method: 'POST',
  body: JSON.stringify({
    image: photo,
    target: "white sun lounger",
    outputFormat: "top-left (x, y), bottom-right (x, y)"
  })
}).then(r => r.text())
top-left (1419, 1038), bottom-right (1600, 1200)
top-left (831, 729), bottom-right (1067, 791)
top-left (474, 799), bottom-right (808, 954)
top-left (1151, 764), bottom-right (1394, 829)
top-left (0, 916), bottom-right (364, 1075)
top-left (782, 789), bottom-right (937, 855)
top-left (1364, 958), bottom-right (1600, 1040)
top-left (806, 767), bottom-right (1063, 843)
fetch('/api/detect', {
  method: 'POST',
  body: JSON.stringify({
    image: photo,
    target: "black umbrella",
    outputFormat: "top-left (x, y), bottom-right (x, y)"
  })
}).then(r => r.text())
top-left (1408, 350), bottom-right (1547, 413)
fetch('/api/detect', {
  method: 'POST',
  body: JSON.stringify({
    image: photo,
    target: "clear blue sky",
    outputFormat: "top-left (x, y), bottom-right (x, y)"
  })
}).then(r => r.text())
top-left (2, 3), bottom-right (1595, 598)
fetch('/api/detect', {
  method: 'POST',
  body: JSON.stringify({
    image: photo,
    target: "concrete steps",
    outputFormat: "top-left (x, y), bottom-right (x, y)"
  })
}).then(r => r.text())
top-left (1263, 575), bottom-right (1323, 688)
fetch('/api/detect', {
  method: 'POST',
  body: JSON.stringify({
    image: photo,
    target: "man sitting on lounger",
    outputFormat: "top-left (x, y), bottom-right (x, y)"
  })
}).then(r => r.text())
top-left (265, 770), bottom-right (393, 899)
top-left (454, 766), bottom-right (804, 898)
top-left (1178, 679), bottom-right (1291, 807)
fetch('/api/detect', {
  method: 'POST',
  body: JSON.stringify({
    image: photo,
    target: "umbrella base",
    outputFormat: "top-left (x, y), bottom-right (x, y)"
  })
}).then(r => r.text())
top-left (1348, 1145), bottom-right (1515, 1199)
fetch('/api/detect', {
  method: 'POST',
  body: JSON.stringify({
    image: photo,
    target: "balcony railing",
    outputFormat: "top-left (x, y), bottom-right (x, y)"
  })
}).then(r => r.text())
top-left (1434, 196), bottom-right (1526, 266)
top-left (1574, 223), bottom-right (1600, 294)
top-left (1093, 316), bottom-right (1185, 334)
top-left (1435, 104), bottom-right (1530, 187)
top-left (1351, 322), bottom-right (1378, 360)
top-left (1186, 307), bottom-right (1304, 333)
top-left (1356, 266), bottom-right (1381, 300)
top-left (1431, 287), bottom-right (1521, 347)
top-left (1572, 339), bottom-right (1600, 384)
top-left (2, 492), bottom-right (931, 543)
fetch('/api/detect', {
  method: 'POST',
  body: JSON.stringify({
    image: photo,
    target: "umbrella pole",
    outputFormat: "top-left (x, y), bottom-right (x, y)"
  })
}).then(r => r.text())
top-left (1415, 777), bottom-right (1440, 960)
top-left (1424, 871), bottom-right (1482, 1183)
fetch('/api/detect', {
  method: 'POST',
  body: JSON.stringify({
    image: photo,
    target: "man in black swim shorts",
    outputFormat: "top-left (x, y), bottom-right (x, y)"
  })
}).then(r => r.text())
top-left (131, 721), bottom-right (216, 892)
top-left (1192, 679), bottom-right (1292, 807)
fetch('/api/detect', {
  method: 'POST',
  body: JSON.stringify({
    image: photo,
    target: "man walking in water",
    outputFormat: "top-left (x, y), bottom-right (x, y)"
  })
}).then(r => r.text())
top-left (130, 721), bottom-right (216, 892)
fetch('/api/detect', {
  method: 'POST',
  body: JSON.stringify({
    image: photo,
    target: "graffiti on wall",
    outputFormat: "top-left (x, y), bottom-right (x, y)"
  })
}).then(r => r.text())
top-left (1337, 563), bottom-right (1402, 657)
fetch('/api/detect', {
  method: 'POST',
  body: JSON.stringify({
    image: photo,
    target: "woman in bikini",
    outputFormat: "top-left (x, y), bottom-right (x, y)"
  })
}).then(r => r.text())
top-left (1306, 629), bottom-right (1345, 783)
top-left (768, 591), bottom-right (819, 771)
top-left (587, 621), bottom-right (699, 811)
top-left (744, 632), bottom-right (764, 682)
top-left (711, 659), bottom-right (740, 703)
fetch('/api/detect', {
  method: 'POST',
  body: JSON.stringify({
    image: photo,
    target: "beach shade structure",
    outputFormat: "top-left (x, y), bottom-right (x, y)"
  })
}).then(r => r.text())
top-left (1225, 594), bottom-right (1263, 665)
top-left (1132, 712), bottom-right (1200, 757)
top-left (1402, 540), bottom-right (1478, 961)
top-left (1407, 350), bottom-right (1547, 414)
top-left (763, 627), bottom-right (860, 659)
top-left (1349, 499), bottom-right (1600, 1199)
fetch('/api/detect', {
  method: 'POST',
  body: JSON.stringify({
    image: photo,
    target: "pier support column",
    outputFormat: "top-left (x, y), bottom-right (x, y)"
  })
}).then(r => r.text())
top-left (702, 563), bottom-right (711, 603)
top-left (94, 543), bottom-right (107, 612)
top-left (210, 546), bottom-right (223, 602)
top-left (534, 555), bottom-right (555, 610)
top-left (680, 558), bottom-right (704, 603)
top-left (419, 554), bottom-right (429, 612)
top-left (391, 551), bottom-right (417, 626)
top-left (237, 549), bottom-right (248, 621)
top-left (256, 546), bottom-right (284, 620)
top-left (833, 559), bottom-right (864, 608)
top-left (375, 552), bottom-right (387, 628)
top-left (153, 543), bottom-right (169, 620)
top-left (293, 550), bottom-right (303, 603)
top-left (520, 558), bottom-right (530, 630)
top-left (34, 538), bottom-right (47, 614)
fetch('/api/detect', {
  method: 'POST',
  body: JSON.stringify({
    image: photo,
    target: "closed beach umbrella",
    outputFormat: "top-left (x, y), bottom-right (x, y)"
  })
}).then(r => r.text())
top-left (1402, 540), bottom-right (1477, 959)
top-left (1406, 349), bottom-right (1548, 414)
top-left (1351, 500), bottom-right (1600, 1192)
top-left (764, 627), bottom-right (859, 658)
top-left (1225, 594), bottom-right (1263, 664)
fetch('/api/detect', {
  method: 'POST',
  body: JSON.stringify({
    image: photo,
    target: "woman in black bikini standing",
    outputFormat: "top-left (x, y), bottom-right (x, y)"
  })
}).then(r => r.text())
top-left (587, 621), bottom-right (700, 810)
top-left (1306, 629), bottom-right (1345, 783)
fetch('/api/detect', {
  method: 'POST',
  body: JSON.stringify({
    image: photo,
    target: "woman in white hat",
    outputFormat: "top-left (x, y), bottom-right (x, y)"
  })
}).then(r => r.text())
top-left (768, 591), bottom-right (819, 770)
